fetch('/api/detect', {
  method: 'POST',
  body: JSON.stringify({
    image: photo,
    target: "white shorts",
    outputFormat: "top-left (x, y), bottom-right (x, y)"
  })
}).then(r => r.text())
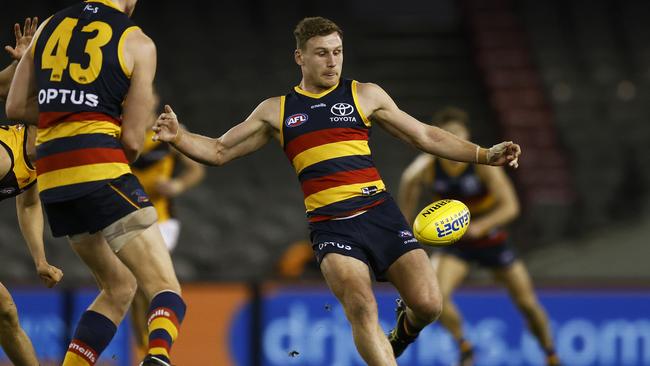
top-left (159, 218), bottom-right (180, 252)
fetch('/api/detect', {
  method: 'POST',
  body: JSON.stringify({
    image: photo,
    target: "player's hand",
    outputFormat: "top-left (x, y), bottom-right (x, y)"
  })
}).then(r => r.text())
top-left (36, 262), bottom-right (63, 288)
top-left (153, 104), bottom-right (182, 143)
top-left (486, 141), bottom-right (521, 168)
top-left (155, 179), bottom-right (184, 197)
top-left (4, 17), bottom-right (38, 61)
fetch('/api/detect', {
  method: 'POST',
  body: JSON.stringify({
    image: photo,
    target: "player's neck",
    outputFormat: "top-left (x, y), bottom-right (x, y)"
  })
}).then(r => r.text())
top-left (297, 79), bottom-right (337, 95)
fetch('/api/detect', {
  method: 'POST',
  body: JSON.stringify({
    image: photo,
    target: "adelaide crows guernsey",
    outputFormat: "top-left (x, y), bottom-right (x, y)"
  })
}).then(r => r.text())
top-left (281, 79), bottom-right (387, 221)
top-left (131, 131), bottom-right (176, 222)
top-left (431, 160), bottom-right (507, 245)
top-left (32, 0), bottom-right (140, 203)
top-left (0, 125), bottom-right (36, 201)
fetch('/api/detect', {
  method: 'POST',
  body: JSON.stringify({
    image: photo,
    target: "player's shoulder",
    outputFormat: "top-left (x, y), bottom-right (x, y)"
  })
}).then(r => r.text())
top-left (353, 81), bottom-right (385, 95)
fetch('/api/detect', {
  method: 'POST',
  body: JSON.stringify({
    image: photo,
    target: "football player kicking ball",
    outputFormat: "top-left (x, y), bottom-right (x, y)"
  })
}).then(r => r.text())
top-left (154, 17), bottom-right (520, 365)
top-left (398, 107), bottom-right (560, 366)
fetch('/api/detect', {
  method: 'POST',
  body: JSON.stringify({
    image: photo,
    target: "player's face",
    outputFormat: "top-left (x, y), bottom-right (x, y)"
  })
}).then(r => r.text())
top-left (441, 121), bottom-right (469, 140)
top-left (297, 33), bottom-right (343, 89)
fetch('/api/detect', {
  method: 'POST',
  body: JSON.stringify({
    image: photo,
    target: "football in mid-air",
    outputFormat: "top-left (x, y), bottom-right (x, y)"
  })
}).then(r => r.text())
top-left (413, 199), bottom-right (471, 246)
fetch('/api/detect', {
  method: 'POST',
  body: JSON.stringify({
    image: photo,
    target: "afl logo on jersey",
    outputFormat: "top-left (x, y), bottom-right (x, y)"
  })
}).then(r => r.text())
top-left (285, 113), bottom-right (309, 128)
top-left (330, 103), bottom-right (354, 116)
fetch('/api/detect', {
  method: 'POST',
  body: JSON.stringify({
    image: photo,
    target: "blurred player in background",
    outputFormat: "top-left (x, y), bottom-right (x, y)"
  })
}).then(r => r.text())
top-left (152, 17), bottom-right (521, 365)
top-left (130, 129), bottom-right (204, 354)
top-left (6, 1), bottom-right (186, 365)
top-left (0, 17), bottom-right (63, 366)
top-left (398, 107), bottom-right (560, 366)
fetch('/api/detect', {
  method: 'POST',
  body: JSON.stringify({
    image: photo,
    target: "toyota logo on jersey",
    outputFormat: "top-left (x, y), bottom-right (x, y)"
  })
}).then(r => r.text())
top-left (330, 103), bottom-right (354, 116)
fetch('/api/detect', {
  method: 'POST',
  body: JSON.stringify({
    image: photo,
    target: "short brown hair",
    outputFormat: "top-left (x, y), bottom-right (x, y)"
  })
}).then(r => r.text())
top-left (432, 106), bottom-right (469, 127)
top-left (294, 17), bottom-right (343, 50)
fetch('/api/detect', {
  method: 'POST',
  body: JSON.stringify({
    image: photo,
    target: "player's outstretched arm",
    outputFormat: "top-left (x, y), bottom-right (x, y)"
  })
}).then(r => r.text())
top-left (153, 98), bottom-right (279, 166)
top-left (359, 82), bottom-right (521, 168)
top-left (15, 184), bottom-right (63, 288)
top-left (0, 17), bottom-right (38, 101)
top-left (397, 153), bottom-right (433, 224)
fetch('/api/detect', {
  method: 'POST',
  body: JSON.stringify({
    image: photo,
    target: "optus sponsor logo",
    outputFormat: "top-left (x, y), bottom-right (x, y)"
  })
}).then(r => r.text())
top-left (285, 113), bottom-right (308, 128)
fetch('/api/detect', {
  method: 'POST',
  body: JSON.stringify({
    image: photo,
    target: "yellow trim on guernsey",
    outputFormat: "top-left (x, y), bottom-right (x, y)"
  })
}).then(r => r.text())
top-left (293, 81), bottom-right (339, 99)
top-left (279, 95), bottom-right (286, 147)
top-left (304, 179), bottom-right (386, 212)
top-left (351, 80), bottom-right (372, 127)
top-left (117, 26), bottom-right (141, 78)
top-left (37, 163), bottom-right (131, 192)
top-left (292, 140), bottom-right (371, 174)
top-left (36, 121), bottom-right (121, 144)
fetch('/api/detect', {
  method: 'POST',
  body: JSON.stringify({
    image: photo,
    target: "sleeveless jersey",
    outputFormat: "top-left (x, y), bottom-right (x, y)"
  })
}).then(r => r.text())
top-left (281, 79), bottom-right (387, 221)
top-left (131, 131), bottom-right (176, 222)
top-left (0, 125), bottom-right (37, 201)
top-left (431, 160), bottom-right (507, 245)
top-left (32, 0), bottom-right (140, 203)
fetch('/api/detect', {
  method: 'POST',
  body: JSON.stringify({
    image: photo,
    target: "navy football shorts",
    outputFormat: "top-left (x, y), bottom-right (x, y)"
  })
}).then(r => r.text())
top-left (442, 240), bottom-right (517, 268)
top-left (309, 196), bottom-right (423, 281)
top-left (43, 173), bottom-right (153, 237)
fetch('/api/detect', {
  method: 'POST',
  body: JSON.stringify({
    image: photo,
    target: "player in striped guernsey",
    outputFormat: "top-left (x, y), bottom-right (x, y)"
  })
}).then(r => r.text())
top-left (7, 1), bottom-right (186, 365)
top-left (0, 17), bottom-right (63, 366)
top-left (153, 17), bottom-right (521, 365)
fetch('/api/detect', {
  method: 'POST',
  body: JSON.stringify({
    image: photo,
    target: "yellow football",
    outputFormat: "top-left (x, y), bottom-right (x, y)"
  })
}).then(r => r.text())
top-left (413, 199), bottom-right (471, 246)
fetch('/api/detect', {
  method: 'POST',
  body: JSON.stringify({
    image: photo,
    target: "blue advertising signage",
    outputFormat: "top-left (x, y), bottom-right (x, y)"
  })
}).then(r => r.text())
top-left (230, 288), bottom-right (650, 366)
top-left (0, 289), bottom-right (131, 366)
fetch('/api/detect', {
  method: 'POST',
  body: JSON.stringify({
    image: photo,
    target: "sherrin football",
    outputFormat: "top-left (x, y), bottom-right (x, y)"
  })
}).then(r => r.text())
top-left (413, 199), bottom-right (471, 246)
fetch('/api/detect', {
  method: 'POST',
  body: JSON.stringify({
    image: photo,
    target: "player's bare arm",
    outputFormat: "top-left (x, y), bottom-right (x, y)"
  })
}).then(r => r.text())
top-left (0, 17), bottom-right (38, 101)
top-left (397, 153), bottom-right (434, 223)
top-left (15, 184), bottom-right (63, 288)
top-left (466, 165), bottom-right (521, 238)
top-left (120, 29), bottom-right (157, 162)
top-left (356, 82), bottom-right (521, 168)
top-left (153, 97), bottom-right (281, 166)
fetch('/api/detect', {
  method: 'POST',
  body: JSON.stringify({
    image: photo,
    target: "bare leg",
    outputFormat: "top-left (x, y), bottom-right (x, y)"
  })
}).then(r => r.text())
top-left (321, 254), bottom-right (396, 366)
top-left (70, 234), bottom-right (137, 324)
top-left (0, 282), bottom-right (39, 366)
top-left (492, 260), bottom-right (556, 352)
top-left (130, 288), bottom-right (149, 352)
top-left (386, 249), bottom-right (443, 330)
top-left (435, 254), bottom-right (470, 341)
top-left (116, 224), bottom-right (181, 299)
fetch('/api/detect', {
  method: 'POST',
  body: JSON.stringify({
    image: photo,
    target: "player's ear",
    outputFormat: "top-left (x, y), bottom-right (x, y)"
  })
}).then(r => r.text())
top-left (294, 49), bottom-right (303, 66)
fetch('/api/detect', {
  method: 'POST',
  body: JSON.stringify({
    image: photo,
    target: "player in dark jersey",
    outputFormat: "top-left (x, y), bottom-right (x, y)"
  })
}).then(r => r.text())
top-left (7, 2), bottom-right (185, 365)
top-left (0, 17), bottom-right (63, 366)
top-left (398, 107), bottom-right (560, 366)
top-left (153, 17), bottom-right (521, 365)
